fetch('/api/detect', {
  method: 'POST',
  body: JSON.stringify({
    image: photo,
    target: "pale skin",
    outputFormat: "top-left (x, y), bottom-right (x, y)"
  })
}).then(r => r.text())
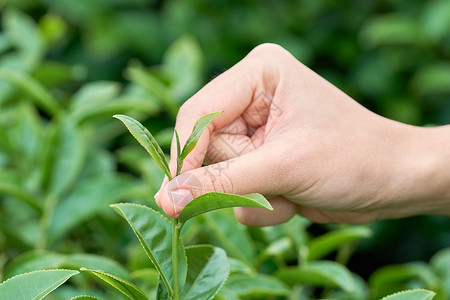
top-left (155, 43), bottom-right (450, 225)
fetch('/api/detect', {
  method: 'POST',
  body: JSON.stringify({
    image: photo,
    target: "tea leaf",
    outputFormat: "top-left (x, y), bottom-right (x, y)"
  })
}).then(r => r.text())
top-left (181, 245), bottom-right (229, 300)
top-left (162, 35), bottom-right (203, 102)
top-left (110, 203), bottom-right (187, 295)
top-left (80, 268), bottom-right (148, 300)
top-left (213, 287), bottom-right (239, 300)
top-left (48, 175), bottom-right (133, 243)
top-left (3, 9), bottom-right (43, 66)
top-left (114, 114), bottom-right (172, 179)
top-left (175, 129), bottom-right (182, 175)
top-left (430, 247), bottom-right (450, 277)
top-left (203, 211), bottom-right (256, 265)
top-left (41, 118), bottom-right (87, 197)
top-left (5, 251), bottom-right (129, 281)
top-left (275, 261), bottom-right (356, 292)
top-left (0, 69), bottom-right (61, 115)
top-left (180, 111), bottom-right (221, 161)
top-left (369, 262), bottom-right (440, 299)
top-left (156, 277), bottom-right (170, 300)
top-left (381, 289), bottom-right (436, 300)
top-left (131, 268), bottom-right (159, 287)
top-left (0, 269), bottom-right (79, 300)
top-left (178, 192), bottom-right (272, 224)
top-left (224, 274), bottom-right (290, 298)
top-left (126, 67), bottom-right (178, 117)
top-left (307, 226), bottom-right (372, 261)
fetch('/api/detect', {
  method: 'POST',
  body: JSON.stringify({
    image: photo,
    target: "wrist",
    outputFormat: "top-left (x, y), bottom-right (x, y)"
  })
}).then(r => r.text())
top-left (397, 124), bottom-right (450, 217)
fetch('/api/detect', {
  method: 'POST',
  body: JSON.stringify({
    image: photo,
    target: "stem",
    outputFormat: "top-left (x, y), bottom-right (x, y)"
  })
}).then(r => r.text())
top-left (37, 194), bottom-right (58, 250)
top-left (172, 218), bottom-right (180, 300)
top-left (336, 241), bottom-right (358, 266)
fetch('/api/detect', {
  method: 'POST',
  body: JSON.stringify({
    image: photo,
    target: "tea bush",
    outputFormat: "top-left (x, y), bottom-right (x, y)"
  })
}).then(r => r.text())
top-left (0, 1), bottom-right (449, 299)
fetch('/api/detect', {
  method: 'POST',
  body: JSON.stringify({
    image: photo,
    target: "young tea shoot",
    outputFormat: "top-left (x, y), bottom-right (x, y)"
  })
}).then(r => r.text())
top-left (112, 112), bottom-right (273, 300)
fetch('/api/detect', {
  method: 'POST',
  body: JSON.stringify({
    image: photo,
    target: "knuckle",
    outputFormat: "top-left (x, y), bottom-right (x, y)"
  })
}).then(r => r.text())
top-left (200, 166), bottom-right (234, 194)
top-left (247, 43), bottom-right (291, 64)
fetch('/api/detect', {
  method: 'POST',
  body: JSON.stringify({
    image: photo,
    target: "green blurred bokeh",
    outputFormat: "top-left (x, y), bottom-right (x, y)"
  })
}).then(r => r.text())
top-left (1, 0), bottom-right (450, 298)
top-left (2, 0), bottom-right (449, 124)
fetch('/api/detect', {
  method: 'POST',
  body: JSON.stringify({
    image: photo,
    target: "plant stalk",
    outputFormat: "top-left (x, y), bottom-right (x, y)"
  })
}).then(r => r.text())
top-left (172, 217), bottom-right (180, 300)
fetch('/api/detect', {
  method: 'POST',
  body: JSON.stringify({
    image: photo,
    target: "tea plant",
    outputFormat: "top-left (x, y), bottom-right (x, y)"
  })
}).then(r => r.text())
top-left (111, 112), bottom-right (273, 299)
top-left (0, 8), bottom-right (449, 299)
top-left (0, 112), bottom-right (274, 300)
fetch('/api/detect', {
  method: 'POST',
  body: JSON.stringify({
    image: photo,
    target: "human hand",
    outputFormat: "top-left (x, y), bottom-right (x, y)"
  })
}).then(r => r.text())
top-left (155, 44), bottom-right (450, 225)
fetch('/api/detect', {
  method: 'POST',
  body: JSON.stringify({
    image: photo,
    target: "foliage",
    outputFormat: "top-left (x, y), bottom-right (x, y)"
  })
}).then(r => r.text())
top-left (0, 1), bottom-right (449, 299)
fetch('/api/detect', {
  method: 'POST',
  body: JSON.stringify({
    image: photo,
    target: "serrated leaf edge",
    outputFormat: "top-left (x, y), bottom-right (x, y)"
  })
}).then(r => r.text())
top-left (70, 295), bottom-right (100, 300)
top-left (109, 203), bottom-right (185, 296)
top-left (113, 114), bottom-right (172, 179)
top-left (380, 288), bottom-right (436, 300)
top-left (0, 269), bottom-right (79, 300)
top-left (0, 268), bottom-right (79, 285)
top-left (80, 267), bottom-right (148, 299)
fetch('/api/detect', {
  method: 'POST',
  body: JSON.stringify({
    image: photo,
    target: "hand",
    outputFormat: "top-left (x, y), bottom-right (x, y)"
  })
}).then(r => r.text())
top-left (155, 44), bottom-right (450, 225)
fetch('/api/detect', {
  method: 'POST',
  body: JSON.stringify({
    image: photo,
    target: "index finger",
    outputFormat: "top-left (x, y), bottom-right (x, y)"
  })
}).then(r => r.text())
top-left (171, 44), bottom-right (282, 173)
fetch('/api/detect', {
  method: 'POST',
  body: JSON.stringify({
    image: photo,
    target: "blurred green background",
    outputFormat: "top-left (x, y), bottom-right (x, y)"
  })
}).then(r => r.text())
top-left (2, 0), bottom-right (450, 124)
top-left (1, 0), bottom-right (450, 299)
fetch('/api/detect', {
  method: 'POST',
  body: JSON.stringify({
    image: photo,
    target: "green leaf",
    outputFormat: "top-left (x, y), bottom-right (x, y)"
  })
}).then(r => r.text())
top-left (275, 261), bottom-right (356, 292)
top-left (256, 237), bottom-right (292, 266)
top-left (421, 0), bottom-right (450, 42)
top-left (2, 9), bottom-right (43, 67)
top-left (381, 289), bottom-right (436, 300)
top-left (213, 287), bottom-right (239, 300)
top-left (131, 268), bottom-right (159, 287)
top-left (48, 175), bottom-right (133, 243)
top-left (64, 254), bottom-right (130, 280)
top-left (70, 81), bottom-right (121, 107)
top-left (224, 274), bottom-right (290, 298)
top-left (156, 277), bottom-right (170, 300)
top-left (8, 102), bottom-right (43, 163)
top-left (181, 245), bottom-right (229, 300)
top-left (179, 193), bottom-right (272, 224)
top-left (81, 268), bottom-right (148, 300)
top-left (0, 169), bottom-right (41, 213)
top-left (75, 99), bottom-right (159, 124)
top-left (430, 247), bottom-right (450, 277)
top-left (369, 262), bottom-right (440, 299)
top-left (113, 114), bottom-right (172, 179)
top-left (307, 226), bottom-right (372, 261)
top-left (203, 210), bottom-right (256, 265)
top-left (180, 112), bottom-right (221, 161)
top-left (359, 14), bottom-right (420, 48)
top-left (175, 129), bottom-right (182, 175)
top-left (70, 296), bottom-right (99, 300)
top-left (5, 251), bottom-right (129, 281)
top-left (228, 258), bottom-right (254, 275)
top-left (110, 203), bottom-right (187, 296)
top-left (4, 252), bottom-right (65, 279)
top-left (411, 63), bottom-right (450, 95)
top-left (41, 118), bottom-right (87, 197)
top-left (0, 269), bottom-right (79, 300)
top-left (0, 34), bottom-right (11, 54)
top-left (126, 66), bottom-right (178, 117)
top-left (0, 69), bottom-right (61, 116)
top-left (162, 35), bottom-right (203, 102)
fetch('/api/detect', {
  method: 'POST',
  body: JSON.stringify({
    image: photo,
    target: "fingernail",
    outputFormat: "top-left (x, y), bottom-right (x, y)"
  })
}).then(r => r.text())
top-left (169, 189), bottom-right (193, 215)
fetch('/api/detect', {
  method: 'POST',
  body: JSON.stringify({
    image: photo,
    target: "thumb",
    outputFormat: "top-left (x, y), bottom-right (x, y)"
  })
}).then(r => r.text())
top-left (157, 145), bottom-right (287, 218)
